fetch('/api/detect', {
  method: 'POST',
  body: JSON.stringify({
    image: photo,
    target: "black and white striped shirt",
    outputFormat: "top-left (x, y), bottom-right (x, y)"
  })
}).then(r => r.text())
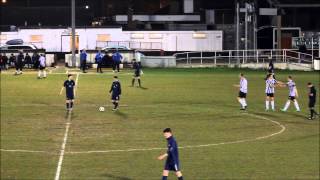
top-left (265, 79), bottom-right (277, 94)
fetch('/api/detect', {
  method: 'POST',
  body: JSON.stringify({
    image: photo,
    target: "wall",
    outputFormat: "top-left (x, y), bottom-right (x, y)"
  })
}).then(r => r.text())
top-left (141, 56), bottom-right (176, 68)
top-left (1, 28), bottom-right (223, 52)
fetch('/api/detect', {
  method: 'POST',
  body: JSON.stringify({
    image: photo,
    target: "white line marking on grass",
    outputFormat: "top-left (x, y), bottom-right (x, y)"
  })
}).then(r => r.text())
top-left (67, 113), bottom-right (286, 154)
top-left (54, 73), bottom-right (79, 180)
top-left (0, 113), bottom-right (286, 155)
top-left (0, 149), bottom-right (47, 153)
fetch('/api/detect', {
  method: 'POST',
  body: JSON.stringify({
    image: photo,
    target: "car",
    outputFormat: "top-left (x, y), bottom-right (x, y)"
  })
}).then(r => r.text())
top-left (102, 46), bottom-right (131, 51)
top-left (0, 44), bottom-right (38, 50)
top-left (0, 39), bottom-right (38, 50)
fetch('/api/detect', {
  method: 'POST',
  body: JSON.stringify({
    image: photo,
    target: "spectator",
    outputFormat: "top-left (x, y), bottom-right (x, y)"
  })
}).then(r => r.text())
top-left (95, 50), bottom-right (104, 73)
top-left (112, 50), bottom-right (122, 73)
top-left (32, 52), bottom-right (40, 69)
top-left (25, 53), bottom-right (32, 68)
top-left (1, 53), bottom-right (8, 70)
top-left (9, 54), bottom-right (16, 68)
top-left (103, 51), bottom-right (113, 68)
top-left (298, 44), bottom-right (307, 63)
top-left (0, 54), bottom-right (2, 71)
top-left (15, 51), bottom-right (24, 75)
top-left (80, 49), bottom-right (87, 73)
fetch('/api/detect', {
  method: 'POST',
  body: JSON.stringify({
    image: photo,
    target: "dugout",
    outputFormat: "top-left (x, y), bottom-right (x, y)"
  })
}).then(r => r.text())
top-left (64, 49), bottom-right (138, 68)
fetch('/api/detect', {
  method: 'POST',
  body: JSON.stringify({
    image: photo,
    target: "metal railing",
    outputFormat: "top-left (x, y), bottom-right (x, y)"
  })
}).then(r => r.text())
top-left (174, 49), bottom-right (314, 66)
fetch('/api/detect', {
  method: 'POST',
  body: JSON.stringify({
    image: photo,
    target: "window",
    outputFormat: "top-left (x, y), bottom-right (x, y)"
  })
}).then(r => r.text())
top-left (149, 34), bottom-right (163, 39)
top-left (131, 33), bottom-right (144, 39)
top-left (193, 33), bottom-right (207, 39)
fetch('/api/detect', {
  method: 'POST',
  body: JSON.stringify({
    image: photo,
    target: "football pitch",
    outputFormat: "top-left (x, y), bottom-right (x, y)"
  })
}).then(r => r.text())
top-left (1, 68), bottom-right (319, 180)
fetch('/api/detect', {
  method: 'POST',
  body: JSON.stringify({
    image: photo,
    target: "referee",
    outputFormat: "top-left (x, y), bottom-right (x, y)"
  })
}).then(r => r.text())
top-left (131, 59), bottom-right (142, 87)
top-left (307, 82), bottom-right (318, 120)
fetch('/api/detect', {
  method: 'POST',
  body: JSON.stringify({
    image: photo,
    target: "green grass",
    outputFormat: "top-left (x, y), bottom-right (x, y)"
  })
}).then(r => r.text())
top-left (1, 68), bottom-right (319, 180)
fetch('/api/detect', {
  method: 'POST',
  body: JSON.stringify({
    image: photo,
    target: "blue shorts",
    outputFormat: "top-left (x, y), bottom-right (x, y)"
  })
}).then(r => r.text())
top-left (111, 94), bottom-right (120, 101)
top-left (66, 94), bottom-right (74, 100)
top-left (164, 160), bottom-right (180, 172)
top-left (134, 70), bottom-right (140, 77)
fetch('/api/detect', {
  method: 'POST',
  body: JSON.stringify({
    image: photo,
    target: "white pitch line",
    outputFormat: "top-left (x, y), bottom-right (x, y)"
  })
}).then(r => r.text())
top-left (54, 73), bottom-right (79, 180)
top-left (0, 149), bottom-right (47, 153)
top-left (0, 113), bottom-right (285, 155)
top-left (67, 113), bottom-right (286, 154)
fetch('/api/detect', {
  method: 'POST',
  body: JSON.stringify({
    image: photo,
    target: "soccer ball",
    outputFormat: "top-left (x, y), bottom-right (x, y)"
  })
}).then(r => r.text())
top-left (99, 106), bottom-right (105, 112)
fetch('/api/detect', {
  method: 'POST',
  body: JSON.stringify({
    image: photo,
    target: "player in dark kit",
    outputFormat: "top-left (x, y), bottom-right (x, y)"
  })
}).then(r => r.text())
top-left (158, 128), bottom-right (184, 180)
top-left (60, 74), bottom-right (76, 111)
top-left (109, 76), bottom-right (121, 111)
top-left (307, 82), bottom-right (318, 120)
top-left (131, 59), bottom-right (142, 87)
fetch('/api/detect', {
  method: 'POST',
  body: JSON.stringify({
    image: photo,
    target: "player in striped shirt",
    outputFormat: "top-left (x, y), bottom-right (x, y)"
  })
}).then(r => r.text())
top-left (280, 76), bottom-right (300, 112)
top-left (37, 54), bottom-right (47, 79)
top-left (265, 74), bottom-right (279, 111)
top-left (234, 73), bottom-right (248, 110)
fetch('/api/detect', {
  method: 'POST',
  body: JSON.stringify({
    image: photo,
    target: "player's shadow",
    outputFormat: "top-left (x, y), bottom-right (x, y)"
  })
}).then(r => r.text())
top-left (139, 86), bottom-right (148, 90)
top-left (114, 111), bottom-right (128, 119)
top-left (102, 173), bottom-right (133, 180)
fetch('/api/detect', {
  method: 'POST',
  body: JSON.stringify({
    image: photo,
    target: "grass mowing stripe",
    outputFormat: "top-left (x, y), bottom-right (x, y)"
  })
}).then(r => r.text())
top-left (54, 73), bottom-right (79, 180)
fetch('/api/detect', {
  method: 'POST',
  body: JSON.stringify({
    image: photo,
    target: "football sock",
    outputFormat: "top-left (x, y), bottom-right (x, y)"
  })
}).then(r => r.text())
top-left (178, 177), bottom-right (184, 180)
top-left (243, 99), bottom-right (247, 107)
top-left (66, 103), bottom-right (69, 109)
top-left (271, 101), bottom-right (275, 110)
top-left (310, 109), bottom-right (314, 118)
top-left (265, 101), bottom-right (269, 110)
top-left (43, 70), bottom-right (46, 77)
top-left (283, 100), bottom-right (290, 111)
top-left (132, 79), bottom-right (135, 86)
top-left (38, 71), bottom-right (41, 77)
top-left (138, 79), bottom-right (141, 87)
top-left (115, 102), bottom-right (119, 109)
top-left (112, 102), bottom-right (116, 109)
top-left (70, 102), bottom-right (74, 108)
top-left (162, 176), bottom-right (168, 180)
top-left (238, 99), bottom-right (244, 107)
top-left (294, 101), bottom-right (300, 111)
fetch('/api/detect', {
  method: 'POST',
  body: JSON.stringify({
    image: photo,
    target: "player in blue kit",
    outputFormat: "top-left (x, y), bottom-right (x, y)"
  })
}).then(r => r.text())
top-left (61, 74), bottom-right (76, 111)
top-left (109, 76), bottom-right (122, 111)
top-left (158, 128), bottom-right (184, 180)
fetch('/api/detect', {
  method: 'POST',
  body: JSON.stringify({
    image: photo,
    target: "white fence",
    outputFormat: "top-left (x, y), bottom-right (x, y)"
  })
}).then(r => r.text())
top-left (174, 49), bottom-right (314, 67)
